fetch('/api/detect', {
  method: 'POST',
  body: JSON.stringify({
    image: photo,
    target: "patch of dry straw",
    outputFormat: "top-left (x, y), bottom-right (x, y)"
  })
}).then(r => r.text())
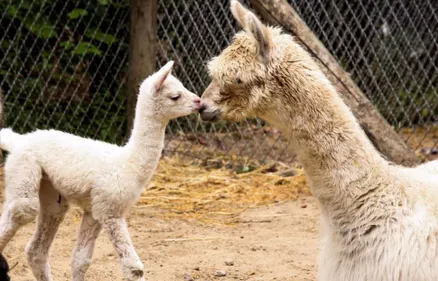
top-left (399, 125), bottom-right (438, 161)
top-left (139, 156), bottom-right (310, 224)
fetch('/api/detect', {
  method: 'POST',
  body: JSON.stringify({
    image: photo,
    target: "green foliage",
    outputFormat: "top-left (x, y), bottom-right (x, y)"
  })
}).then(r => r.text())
top-left (85, 28), bottom-right (118, 45)
top-left (70, 42), bottom-right (103, 56)
top-left (6, 2), bottom-right (58, 39)
top-left (68, 9), bottom-right (88, 19)
top-left (0, 0), bottom-right (130, 144)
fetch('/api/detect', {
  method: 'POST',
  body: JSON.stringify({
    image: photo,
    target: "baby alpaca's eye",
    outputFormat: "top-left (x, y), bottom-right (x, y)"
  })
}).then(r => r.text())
top-left (170, 95), bottom-right (180, 101)
top-left (236, 78), bottom-right (243, 84)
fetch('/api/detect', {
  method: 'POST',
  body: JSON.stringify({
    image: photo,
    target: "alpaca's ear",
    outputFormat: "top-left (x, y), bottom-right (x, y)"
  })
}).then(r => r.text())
top-left (153, 61), bottom-right (174, 94)
top-left (230, 0), bottom-right (272, 63)
top-left (246, 13), bottom-right (272, 63)
top-left (230, 0), bottom-right (247, 28)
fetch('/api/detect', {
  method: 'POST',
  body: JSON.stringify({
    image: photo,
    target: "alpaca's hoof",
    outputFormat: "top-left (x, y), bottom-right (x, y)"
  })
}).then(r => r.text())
top-left (132, 269), bottom-right (144, 278)
top-left (121, 257), bottom-right (144, 281)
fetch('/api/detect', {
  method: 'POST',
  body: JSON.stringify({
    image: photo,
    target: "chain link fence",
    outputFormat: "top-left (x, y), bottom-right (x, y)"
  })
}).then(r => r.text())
top-left (0, 0), bottom-right (437, 164)
top-left (0, 0), bottom-right (130, 144)
top-left (289, 0), bottom-right (437, 159)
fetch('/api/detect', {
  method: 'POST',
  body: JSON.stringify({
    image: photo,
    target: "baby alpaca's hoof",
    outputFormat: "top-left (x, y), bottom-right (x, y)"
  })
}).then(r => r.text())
top-left (126, 268), bottom-right (145, 281)
top-left (128, 269), bottom-right (144, 281)
top-left (132, 269), bottom-right (144, 278)
top-left (121, 258), bottom-right (144, 281)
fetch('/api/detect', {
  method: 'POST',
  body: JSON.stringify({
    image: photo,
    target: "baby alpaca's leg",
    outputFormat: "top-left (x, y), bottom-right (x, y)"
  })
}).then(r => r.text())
top-left (25, 180), bottom-right (69, 281)
top-left (0, 154), bottom-right (42, 253)
top-left (102, 217), bottom-right (145, 281)
top-left (71, 213), bottom-right (102, 281)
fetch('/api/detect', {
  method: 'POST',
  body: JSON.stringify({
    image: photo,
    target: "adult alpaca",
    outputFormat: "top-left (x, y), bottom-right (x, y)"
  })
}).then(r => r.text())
top-left (0, 61), bottom-right (201, 281)
top-left (199, 1), bottom-right (438, 280)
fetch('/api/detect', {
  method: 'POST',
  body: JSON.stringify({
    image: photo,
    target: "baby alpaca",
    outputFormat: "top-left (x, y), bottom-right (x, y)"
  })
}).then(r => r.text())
top-left (0, 61), bottom-right (201, 281)
top-left (200, 1), bottom-right (438, 280)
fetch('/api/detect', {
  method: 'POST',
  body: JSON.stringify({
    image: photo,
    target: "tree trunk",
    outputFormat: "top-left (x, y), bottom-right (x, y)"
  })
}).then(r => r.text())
top-left (126, 0), bottom-right (158, 139)
top-left (250, 0), bottom-right (419, 166)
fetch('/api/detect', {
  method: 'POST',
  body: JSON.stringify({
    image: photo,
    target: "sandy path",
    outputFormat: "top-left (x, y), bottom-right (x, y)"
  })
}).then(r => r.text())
top-left (3, 197), bottom-right (319, 281)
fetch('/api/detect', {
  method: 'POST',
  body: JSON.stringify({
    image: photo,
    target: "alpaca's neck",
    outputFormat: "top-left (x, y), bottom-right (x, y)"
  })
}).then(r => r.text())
top-left (264, 72), bottom-right (387, 205)
top-left (124, 97), bottom-right (167, 181)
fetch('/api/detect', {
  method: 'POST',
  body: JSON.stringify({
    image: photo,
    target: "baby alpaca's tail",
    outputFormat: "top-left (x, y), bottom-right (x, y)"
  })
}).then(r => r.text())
top-left (0, 128), bottom-right (21, 152)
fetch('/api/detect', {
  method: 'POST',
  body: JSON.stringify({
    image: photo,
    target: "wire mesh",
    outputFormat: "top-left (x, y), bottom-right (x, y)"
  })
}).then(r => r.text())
top-left (288, 0), bottom-right (437, 157)
top-left (0, 0), bottom-right (436, 164)
top-left (0, 0), bottom-right (130, 144)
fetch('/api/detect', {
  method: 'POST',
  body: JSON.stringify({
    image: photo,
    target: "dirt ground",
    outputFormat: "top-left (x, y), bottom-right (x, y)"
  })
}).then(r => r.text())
top-left (3, 197), bottom-right (319, 281)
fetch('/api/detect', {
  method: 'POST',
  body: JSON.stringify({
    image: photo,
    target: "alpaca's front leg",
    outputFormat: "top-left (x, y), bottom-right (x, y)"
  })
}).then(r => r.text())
top-left (102, 217), bottom-right (145, 281)
top-left (71, 212), bottom-right (102, 281)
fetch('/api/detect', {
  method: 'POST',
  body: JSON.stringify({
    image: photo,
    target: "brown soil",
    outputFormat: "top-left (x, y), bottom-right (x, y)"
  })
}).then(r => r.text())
top-left (3, 198), bottom-right (319, 281)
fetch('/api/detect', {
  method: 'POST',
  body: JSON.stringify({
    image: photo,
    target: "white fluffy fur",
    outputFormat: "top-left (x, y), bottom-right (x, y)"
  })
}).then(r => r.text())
top-left (0, 61), bottom-right (201, 281)
top-left (200, 1), bottom-right (438, 280)
top-left (416, 159), bottom-right (438, 174)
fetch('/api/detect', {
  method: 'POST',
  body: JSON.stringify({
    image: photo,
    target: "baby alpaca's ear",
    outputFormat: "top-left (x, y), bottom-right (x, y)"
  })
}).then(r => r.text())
top-left (153, 61), bottom-right (174, 94)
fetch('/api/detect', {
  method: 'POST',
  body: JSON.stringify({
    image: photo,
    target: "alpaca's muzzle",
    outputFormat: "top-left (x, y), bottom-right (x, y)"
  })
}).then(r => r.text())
top-left (199, 106), bottom-right (222, 122)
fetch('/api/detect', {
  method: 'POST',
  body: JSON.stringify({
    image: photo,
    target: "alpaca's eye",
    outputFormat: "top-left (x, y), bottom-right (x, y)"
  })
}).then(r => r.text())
top-left (170, 95), bottom-right (180, 101)
top-left (236, 78), bottom-right (243, 84)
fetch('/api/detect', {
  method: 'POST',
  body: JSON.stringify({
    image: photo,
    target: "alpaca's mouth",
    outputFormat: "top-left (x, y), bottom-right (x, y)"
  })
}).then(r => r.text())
top-left (199, 108), bottom-right (221, 122)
